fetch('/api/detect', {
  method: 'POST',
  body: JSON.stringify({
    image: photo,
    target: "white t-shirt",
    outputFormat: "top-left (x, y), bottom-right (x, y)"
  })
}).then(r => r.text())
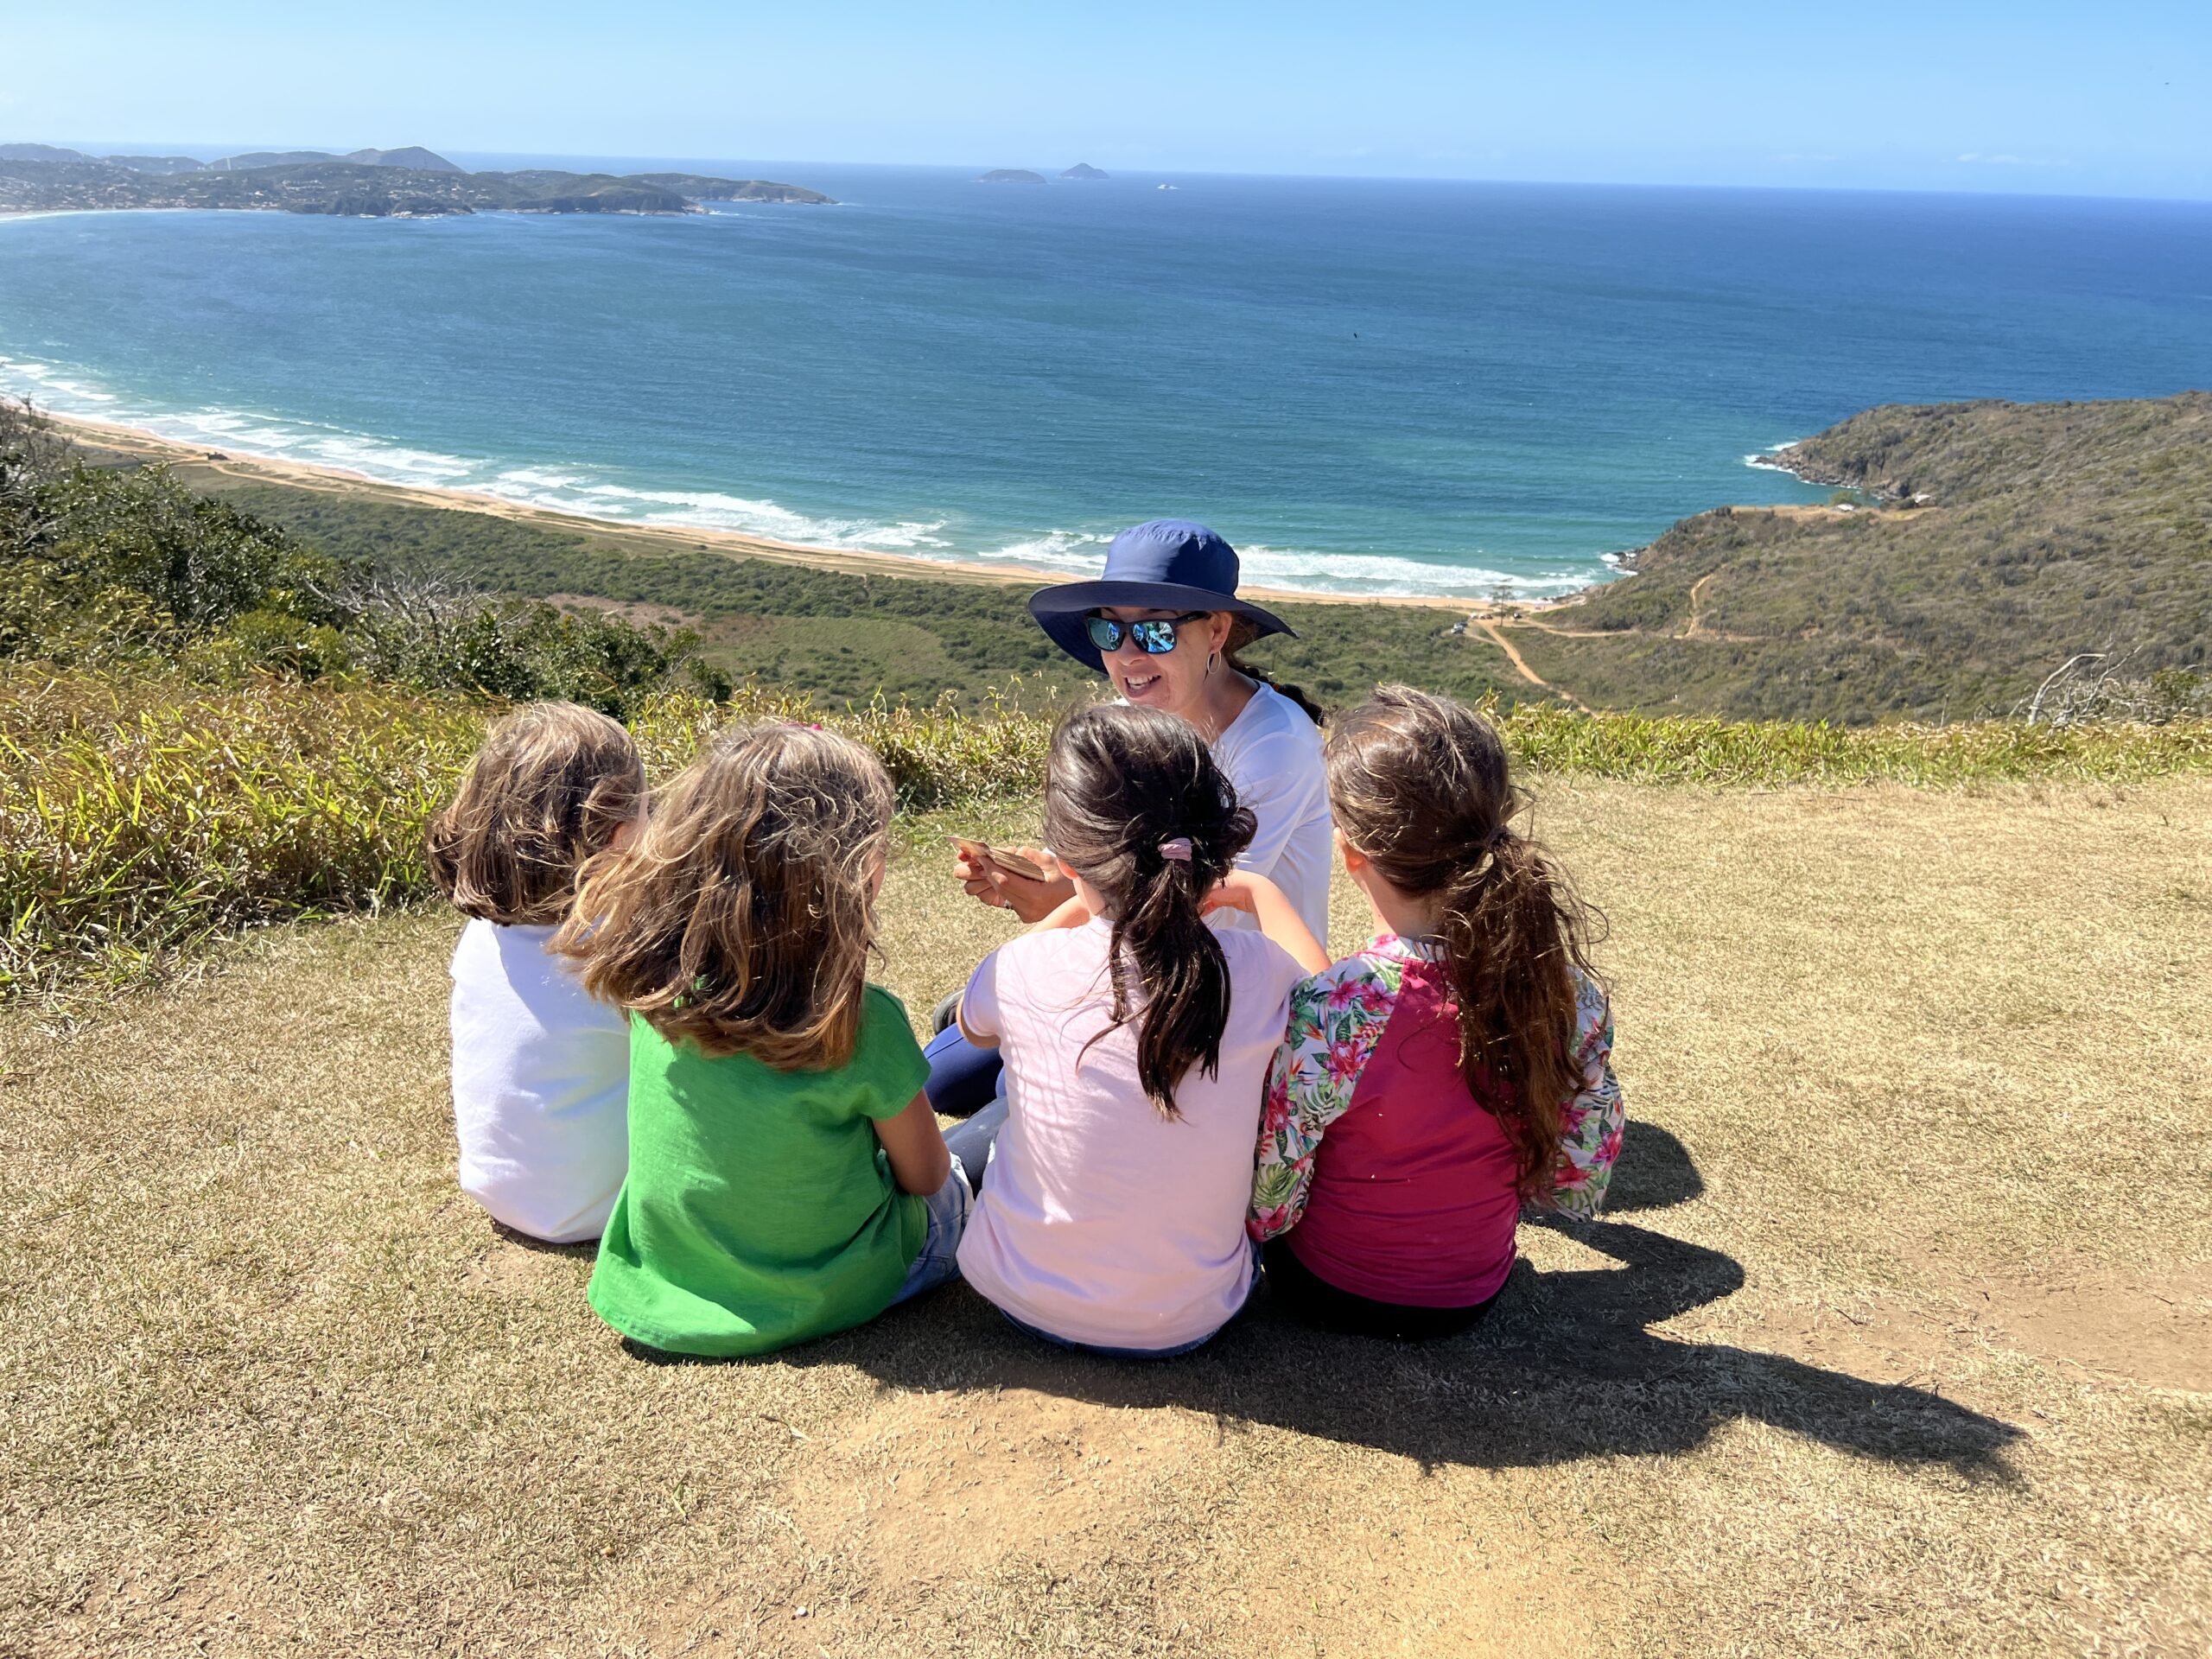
top-left (1210, 683), bottom-right (1332, 950)
top-left (448, 919), bottom-right (631, 1243)
top-left (954, 917), bottom-right (1307, 1351)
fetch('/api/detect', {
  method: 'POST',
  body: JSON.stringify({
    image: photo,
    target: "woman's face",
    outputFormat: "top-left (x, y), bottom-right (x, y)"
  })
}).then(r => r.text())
top-left (1094, 607), bottom-right (1236, 720)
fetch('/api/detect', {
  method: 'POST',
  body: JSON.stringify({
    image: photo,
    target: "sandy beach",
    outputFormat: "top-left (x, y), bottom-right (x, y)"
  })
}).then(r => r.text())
top-left (42, 411), bottom-right (1505, 613)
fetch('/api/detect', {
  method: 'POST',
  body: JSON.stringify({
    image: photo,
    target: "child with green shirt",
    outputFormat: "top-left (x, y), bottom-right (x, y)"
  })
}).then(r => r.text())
top-left (553, 723), bottom-right (967, 1357)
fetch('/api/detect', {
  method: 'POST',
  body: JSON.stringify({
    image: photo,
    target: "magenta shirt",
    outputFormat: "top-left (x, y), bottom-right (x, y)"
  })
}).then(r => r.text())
top-left (1249, 936), bottom-right (1625, 1307)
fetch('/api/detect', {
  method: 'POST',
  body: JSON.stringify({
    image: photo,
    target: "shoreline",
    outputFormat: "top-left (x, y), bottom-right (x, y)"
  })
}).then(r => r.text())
top-left (40, 410), bottom-right (1518, 613)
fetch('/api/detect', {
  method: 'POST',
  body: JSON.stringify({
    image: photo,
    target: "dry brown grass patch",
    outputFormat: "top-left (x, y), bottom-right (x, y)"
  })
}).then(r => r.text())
top-left (3, 780), bottom-right (2209, 1655)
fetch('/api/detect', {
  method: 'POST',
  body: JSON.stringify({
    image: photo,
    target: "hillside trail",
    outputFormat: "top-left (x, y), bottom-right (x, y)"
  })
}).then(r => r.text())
top-left (1503, 567), bottom-right (1765, 647)
top-left (1473, 618), bottom-right (1589, 710)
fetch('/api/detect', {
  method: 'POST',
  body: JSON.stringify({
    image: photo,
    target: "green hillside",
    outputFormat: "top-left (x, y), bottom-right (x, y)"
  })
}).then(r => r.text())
top-left (180, 480), bottom-right (1535, 713)
top-left (1501, 394), bottom-right (2211, 722)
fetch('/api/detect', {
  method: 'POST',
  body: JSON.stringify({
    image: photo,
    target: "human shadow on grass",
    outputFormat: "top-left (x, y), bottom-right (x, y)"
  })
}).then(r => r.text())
top-left (1603, 1119), bottom-right (1705, 1213)
top-left (637, 1127), bottom-right (2021, 1478)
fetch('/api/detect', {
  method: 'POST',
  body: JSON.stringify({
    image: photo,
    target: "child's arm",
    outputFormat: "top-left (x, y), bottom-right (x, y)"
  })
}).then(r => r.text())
top-left (874, 1089), bottom-right (954, 1196)
top-left (1203, 870), bottom-right (1331, 975)
top-left (1249, 957), bottom-right (1401, 1239)
top-left (1538, 976), bottom-right (1625, 1220)
top-left (1023, 892), bottom-right (1093, 935)
top-left (954, 998), bottom-right (1001, 1048)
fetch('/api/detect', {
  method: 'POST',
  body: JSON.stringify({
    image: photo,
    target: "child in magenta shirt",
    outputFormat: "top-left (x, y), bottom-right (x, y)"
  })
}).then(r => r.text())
top-left (1249, 686), bottom-right (1624, 1340)
top-left (951, 703), bottom-right (1329, 1357)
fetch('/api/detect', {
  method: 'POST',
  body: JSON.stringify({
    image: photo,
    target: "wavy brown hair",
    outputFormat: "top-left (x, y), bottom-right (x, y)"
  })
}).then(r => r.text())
top-left (426, 702), bottom-right (645, 926)
top-left (1325, 686), bottom-right (1604, 1199)
top-left (554, 723), bottom-right (894, 1070)
top-left (1046, 703), bottom-right (1255, 1120)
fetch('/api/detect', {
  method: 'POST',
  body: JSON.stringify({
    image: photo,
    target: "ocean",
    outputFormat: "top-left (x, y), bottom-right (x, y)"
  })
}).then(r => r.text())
top-left (2, 163), bottom-right (2209, 598)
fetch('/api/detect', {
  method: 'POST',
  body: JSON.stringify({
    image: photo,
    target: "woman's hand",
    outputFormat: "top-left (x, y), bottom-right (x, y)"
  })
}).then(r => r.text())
top-left (953, 843), bottom-right (1076, 925)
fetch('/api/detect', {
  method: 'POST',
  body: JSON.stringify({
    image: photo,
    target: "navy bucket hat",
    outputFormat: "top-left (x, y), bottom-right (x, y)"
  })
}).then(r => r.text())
top-left (1027, 519), bottom-right (1295, 673)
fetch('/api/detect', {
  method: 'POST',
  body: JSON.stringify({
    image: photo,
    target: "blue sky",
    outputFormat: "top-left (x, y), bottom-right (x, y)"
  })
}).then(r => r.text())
top-left (10, 1), bottom-right (2209, 199)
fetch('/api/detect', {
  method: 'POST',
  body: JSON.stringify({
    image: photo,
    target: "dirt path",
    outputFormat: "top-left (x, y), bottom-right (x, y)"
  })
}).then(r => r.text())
top-left (1475, 618), bottom-right (1590, 710)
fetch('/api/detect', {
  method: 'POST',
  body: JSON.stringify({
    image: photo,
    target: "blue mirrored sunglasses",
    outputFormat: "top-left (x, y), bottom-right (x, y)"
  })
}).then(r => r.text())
top-left (1084, 611), bottom-right (1210, 654)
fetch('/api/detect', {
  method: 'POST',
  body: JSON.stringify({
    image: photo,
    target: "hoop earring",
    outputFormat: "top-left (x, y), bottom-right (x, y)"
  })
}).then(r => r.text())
top-left (1206, 651), bottom-right (1217, 674)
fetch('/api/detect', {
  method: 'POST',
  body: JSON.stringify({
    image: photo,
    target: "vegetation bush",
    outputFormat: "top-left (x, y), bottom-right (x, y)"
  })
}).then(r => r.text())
top-left (1529, 394), bottom-right (2212, 721)
top-left (0, 672), bottom-right (1060, 1000)
top-left (0, 401), bottom-right (728, 716)
top-left (7, 666), bottom-right (2207, 1003)
top-left (181, 476), bottom-right (1535, 712)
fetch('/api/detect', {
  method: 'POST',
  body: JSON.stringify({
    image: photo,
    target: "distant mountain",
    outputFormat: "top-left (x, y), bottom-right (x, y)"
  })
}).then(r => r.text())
top-left (977, 168), bottom-right (1046, 184)
top-left (344, 147), bottom-right (461, 172)
top-left (628, 173), bottom-right (836, 204)
top-left (0, 154), bottom-right (838, 218)
top-left (104, 155), bottom-right (207, 175)
top-left (0, 143), bottom-right (91, 162)
top-left (1060, 162), bottom-right (1109, 179)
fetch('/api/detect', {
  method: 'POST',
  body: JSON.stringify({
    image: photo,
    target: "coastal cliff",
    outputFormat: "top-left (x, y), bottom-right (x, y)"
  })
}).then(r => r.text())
top-left (1498, 394), bottom-right (2212, 721)
top-left (0, 151), bottom-right (836, 217)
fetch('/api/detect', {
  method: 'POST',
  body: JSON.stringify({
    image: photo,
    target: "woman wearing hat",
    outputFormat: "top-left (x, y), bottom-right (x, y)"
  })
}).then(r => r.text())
top-left (928, 519), bottom-right (1333, 1116)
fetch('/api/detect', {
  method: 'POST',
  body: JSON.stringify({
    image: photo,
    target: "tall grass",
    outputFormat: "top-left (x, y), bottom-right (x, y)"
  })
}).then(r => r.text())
top-left (0, 674), bottom-right (1052, 999)
top-left (1490, 701), bottom-right (2212, 786)
top-left (5, 668), bottom-right (2208, 1000)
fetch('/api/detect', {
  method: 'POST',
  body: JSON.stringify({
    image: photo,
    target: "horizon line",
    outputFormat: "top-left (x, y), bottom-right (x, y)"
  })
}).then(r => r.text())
top-left (26, 139), bottom-right (2212, 208)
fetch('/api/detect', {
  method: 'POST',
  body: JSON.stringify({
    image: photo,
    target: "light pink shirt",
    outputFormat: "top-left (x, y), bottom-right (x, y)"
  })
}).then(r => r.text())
top-left (955, 917), bottom-right (1306, 1351)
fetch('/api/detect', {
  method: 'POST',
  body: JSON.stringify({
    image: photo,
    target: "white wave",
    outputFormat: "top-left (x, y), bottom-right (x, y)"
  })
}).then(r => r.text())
top-left (979, 530), bottom-right (1113, 572)
top-left (1744, 439), bottom-right (1808, 470)
top-left (1236, 543), bottom-right (1586, 600)
top-left (306, 435), bottom-right (474, 480)
top-left (493, 465), bottom-right (590, 490)
top-left (0, 351), bottom-right (1605, 599)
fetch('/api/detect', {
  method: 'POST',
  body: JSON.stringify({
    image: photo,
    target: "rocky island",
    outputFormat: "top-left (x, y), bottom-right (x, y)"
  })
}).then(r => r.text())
top-left (1061, 162), bottom-right (1109, 179)
top-left (0, 145), bottom-right (836, 217)
top-left (976, 168), bottom-right (1047, 184)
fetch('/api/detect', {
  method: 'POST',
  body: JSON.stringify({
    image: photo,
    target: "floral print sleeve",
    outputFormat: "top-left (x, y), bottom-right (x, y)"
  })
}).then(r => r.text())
top-left (1249, 950), bottom-right (1404, 1240)
top-left (1541, 972), bottom-right (1625, 1220)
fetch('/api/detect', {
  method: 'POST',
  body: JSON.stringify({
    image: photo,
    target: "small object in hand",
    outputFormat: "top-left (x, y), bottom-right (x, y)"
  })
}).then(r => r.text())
top-left (950, 836), bottom-right (1048, 882)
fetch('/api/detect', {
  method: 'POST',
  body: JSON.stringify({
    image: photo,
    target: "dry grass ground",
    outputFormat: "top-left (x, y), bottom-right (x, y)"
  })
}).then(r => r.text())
top-left (4, 779), bottom-right (2209, 1656)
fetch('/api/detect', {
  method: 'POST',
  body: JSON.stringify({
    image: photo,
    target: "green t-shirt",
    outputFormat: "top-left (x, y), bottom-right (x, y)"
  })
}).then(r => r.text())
top-left (588, 984), bottom-right (931, 1357)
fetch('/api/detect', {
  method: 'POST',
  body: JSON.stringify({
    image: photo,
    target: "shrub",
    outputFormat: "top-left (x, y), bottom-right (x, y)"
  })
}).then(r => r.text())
top-left (6, 668), bottom-right (2207, 1003)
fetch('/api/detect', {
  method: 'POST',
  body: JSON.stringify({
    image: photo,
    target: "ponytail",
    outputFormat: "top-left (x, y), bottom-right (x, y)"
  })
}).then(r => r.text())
top-left (1046, 704), bottom-right (1257, 1120)
top-left (1325, 686), bottom-right (1604, 1198)
top-left (1429, 830), bottom-right (1584, 1197)
top-left (1221, 616), bottom-right (1326, 726)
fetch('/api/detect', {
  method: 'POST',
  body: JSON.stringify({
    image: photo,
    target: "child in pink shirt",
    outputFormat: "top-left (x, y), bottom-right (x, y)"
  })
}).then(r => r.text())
top-left (1249, 686), bottom-right (1624, 1340)
top-left (950, 704), bottom-right (1329, 1357)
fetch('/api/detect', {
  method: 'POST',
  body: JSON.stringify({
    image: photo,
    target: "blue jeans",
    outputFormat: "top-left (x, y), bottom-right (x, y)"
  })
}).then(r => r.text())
top-left (923, 1022), bottom-right (1004, 1118)
top-left (941, 1097), bottom-right (1007, 1190)
top-left (887, 1155), bottom-right (973, 1306)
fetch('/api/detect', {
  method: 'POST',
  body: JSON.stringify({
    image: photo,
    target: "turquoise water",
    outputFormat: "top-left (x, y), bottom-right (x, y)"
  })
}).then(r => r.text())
top-left (2, 164), bottom-right (2209, 597)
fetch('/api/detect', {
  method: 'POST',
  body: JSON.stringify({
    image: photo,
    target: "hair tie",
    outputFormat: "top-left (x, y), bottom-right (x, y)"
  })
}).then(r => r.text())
top-left (1158, 837), bottom-right (1193, 862)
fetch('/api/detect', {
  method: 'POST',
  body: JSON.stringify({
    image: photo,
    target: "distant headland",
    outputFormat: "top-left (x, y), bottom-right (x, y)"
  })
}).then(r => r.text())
top-left (976, 168), bottom-right (1047, 184)
top-left (0, 144), bottom-right (836, 218)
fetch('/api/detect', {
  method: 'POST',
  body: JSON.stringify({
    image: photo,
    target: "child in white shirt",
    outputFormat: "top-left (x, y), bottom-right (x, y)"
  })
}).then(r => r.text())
top-left (427, 702), bottom-right (645, 1243)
